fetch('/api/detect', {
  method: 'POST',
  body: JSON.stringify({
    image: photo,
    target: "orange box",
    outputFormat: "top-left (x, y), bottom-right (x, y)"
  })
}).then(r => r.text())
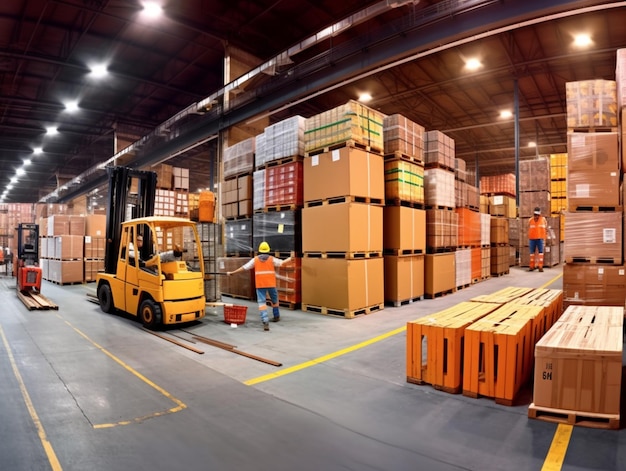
top-left (533, 305), bottom-right (623, 415)
top-left (470, 247), bottom-right (481, 281)
top-left (301, 257), bottom-right (384, 316)
top-left (383, 206), bottom-right (425, 253)
top-left (463, 303), bottom-right (541, 404)
top-left (455, 207), bottom-right (481, 246)
top-left (302, 201), bottom-right (382, 253)
top-left (406, 301), bottom-right (500, 392)
top-left (303, 146), bottom-right (384, 202)
top-left (384, 254), bottom-right (424, 304)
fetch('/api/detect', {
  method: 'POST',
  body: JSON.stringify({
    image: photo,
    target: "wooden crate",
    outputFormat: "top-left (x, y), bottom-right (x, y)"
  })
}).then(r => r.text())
top-left (470, 286), bottom-right (535, 304)
top-left (508, 288), bottom-right (564, 344)
top-left (463, 303), bottom-right (542, 405)
top-left (406, 301), bottom-right (500, 393)
top-left (532, 305), bottom-right (623, 416)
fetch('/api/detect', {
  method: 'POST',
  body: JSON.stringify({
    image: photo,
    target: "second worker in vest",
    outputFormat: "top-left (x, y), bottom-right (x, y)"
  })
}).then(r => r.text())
top-left (528, 207), bottom-right (548, 272)
top-left (227, 242), bottom-right (292, 331)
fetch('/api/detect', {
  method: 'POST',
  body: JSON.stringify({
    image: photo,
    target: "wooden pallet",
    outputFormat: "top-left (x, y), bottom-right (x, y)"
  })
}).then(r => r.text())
top-left (303, 251), bottom-right (382, 259)
top-left (257, 155), bottom-right (303, 169)
top-left (302, 302), bottom-right (384, 319)
top-left (423, 288), bottom-right (456, 299)
top-left (304, 195), bottom-right (384, 207)
top-left (385, 296), bottom-right (422, 307)
top-left (528, 403), bottom-right (620, 429)
top-left (17, 290), bottom-right (58, 310)
top-left (570, 205), bottom-right (622, 212)
top-left (384, 199), bottom-right (425, 209)
top-left (406, 376), bottom-right (461, 394)
top-left (383, 150), bottom-right (423, 165)
top-left (564, 256), bottom-right (620, 265)
top-left (383, 248), bottom-right (424, 256)
top-left (305, 139), bottom-right (384, 157)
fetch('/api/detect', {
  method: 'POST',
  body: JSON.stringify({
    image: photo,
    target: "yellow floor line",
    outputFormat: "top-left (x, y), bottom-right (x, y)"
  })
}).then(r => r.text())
top-left (244, 325), bottom-right (406, 385)
top-left (541, 424), bottom-right (573, 471)
top-left (0, 325), bottom-right (63, 471)
top-left (541, 272), bottom-right (563, 289)
top-left (63, 318), bottom-right (187, 428)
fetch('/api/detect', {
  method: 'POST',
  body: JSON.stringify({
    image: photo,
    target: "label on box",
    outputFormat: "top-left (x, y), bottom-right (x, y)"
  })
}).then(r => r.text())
top-left (575, 184), bottom-right (590, 197)
top-left (331, 149), bottom-right (340, 161)
top-left (620, 269), bottom-right (625, 276)
top-left (494, 195), bottom-right (503, 205)
top-left (603, 228), bottom-right (616, 243)
top-left (278, 224), bottom-right (284, 234)
top-left (311, 155), bottom-right (319, 166)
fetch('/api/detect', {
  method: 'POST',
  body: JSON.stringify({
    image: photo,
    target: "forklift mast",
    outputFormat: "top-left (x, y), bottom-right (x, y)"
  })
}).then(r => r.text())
top-left (16, 223), bottom-right (39, 265)
top-left (104, 166), bottom-right (157, 274)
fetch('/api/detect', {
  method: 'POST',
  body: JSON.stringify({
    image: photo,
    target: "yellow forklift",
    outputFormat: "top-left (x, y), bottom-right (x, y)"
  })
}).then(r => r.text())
top-left (95, 167), bottom-right (206, 329)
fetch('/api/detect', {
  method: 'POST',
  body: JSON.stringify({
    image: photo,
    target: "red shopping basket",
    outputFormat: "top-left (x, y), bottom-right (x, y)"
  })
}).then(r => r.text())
top-left (223, 304), bottom-right (247, 325)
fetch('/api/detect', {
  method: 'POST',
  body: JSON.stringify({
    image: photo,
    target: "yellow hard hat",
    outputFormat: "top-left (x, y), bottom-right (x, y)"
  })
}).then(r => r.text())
top-left (258, 241), bottom-right (270, 253)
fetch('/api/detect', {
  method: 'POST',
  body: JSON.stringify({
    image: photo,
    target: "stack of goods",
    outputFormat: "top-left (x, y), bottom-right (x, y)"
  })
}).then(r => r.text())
top-left (301, 102), bottom-right (385, 318)
top-left (454, 157), bottom-right (481, 288)
top-left (382, 114), bottom-right (426, 306)
top-left (1, 203), bottom-right (36, 261)
top-left (480, 173), bottom-right (516, 276)
top-left (562, 77), bottom-right (624, 308)
top-left (518, 158), bottom-right (559, 267)
top-left (219, 219), bottom-right (254, 299)
top-left (424, 130), bottom-right (457, 298)
top-left (40, 214), bottom-right (89, 284)
top-left (222, 138), bottom-right (254, 219)
top-left (251, 116), bottom-right (306, 308)
top-left (549, 153), bottom-right (567, 243)
top-left (151, 164), bottom-right (191, 218)
top-left (195, 222), bottom-right (222, 303)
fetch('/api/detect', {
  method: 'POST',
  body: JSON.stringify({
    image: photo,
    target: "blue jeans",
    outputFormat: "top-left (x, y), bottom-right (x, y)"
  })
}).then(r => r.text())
top-left (529, 239), bottom-right (544, 254)
top-left (256, 287), bottom-right (279, 323)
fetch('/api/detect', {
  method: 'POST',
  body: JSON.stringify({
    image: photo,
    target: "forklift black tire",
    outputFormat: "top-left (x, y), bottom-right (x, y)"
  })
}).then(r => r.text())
top-left (97, 283), bottom-right (115, 313)
top-left (140, 299), bottom-right (162, 330)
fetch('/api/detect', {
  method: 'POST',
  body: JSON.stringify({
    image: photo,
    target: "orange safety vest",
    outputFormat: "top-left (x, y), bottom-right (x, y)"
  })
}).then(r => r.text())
top-left (254, 256), bottom-right (277, 288)
top-left (528, 216), bottom-right (547, 240)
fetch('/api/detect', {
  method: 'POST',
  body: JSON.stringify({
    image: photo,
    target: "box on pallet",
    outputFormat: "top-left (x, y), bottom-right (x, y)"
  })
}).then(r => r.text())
top-left (426, 209), bottom-right (458, 249)
top-left (563, 211), bottom-right (622, 263)
top-left (533, 305), bottom-right (623, 415)
top-left (384, 254), bottom-right (424, 303)
top-left (303, 146), bottom-right (384, 202)
top-left (563, 263), bottom-right (626, 306)
top-left (383, 206), bottom-right (425, 253)
top-left (384, 159), bottom-right (424, 204)
top-left (424, 253), bottom-right (455, 296)
top-left (383, 114), bottom-right (425, 160)
top-left (565, 80), bottom-right (617, 128)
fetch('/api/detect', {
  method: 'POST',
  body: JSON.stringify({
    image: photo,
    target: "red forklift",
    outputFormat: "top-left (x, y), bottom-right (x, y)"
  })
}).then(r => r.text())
top-left (15, 223), bottom-right (57, 309)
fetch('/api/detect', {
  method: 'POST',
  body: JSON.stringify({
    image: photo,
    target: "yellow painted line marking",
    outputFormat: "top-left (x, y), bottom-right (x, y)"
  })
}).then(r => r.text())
top-left (541, 272), bottom-right (563, 289)
top-left (62, 319), bottom-right (186, 429)
top-left (244, 325), bottom-right (406, 385)
top-left (541, 424), bottom-right (573, 471)
top-left (0, 325), bottom-right (63, 471)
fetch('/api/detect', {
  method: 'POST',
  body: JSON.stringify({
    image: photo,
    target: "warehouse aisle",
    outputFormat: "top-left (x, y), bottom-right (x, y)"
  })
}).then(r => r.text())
top-left (0, 266), bottom-right (624, 471)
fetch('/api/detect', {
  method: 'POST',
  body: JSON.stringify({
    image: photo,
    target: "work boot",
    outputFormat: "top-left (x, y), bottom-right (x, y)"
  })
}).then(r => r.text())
top-left (538, 267), bottom-right (544, 272)
top-left (528, 267), bottom-right (535, 272)
top-left (271, 316), bottom-right (280, 322)
top-left (263, 322), bottom-right (270, 331)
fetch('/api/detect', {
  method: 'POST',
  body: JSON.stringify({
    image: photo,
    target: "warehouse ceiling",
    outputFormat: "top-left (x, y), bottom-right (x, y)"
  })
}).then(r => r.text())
top-left (1, 0), bottom-right (625, 204)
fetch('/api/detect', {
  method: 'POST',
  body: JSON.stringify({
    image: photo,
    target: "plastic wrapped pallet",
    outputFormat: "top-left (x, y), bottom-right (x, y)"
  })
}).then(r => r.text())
top-left (424, 167), bottom-right (455, 208)
top-left (224, 218), bottom-right (253, 256)
top-left (480, 213), bottom-right (491, 246)
top-left (565, 79), bottom-right (617, 128)
top-left (264, 161), bottom-right (303, 207)
top-left (223, 137), bottom-right (255, 178)
top-left (617, 48), bottom-right (626, 109)
top-left (563, 210), bottom-right (622, 263)
top-left (304, 101), bottom-right (385, 154)
top-left (253, 169), bottom-right (265, 211)
top-left (257, 116), bottom-right (305, 165)
top-left (426, 209), bottom-right (458, 249)
top-left (480, 174), bottom-right (516, 196)
top-left (455, 248), bottom-right (471, 287)
top-left (252, 210), bottom-right (301, 254)
top-left (424, 130), bottom-right (455, 169)
top-left (384, 159), bottom-right (424, 204)
top-left (519, 157), bottom-right (550, 192)
top-left (383, 114), bottom-right (424, 160)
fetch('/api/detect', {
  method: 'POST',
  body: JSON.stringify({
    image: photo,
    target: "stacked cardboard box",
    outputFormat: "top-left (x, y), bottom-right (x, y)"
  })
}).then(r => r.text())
top-left (255, 116), bottom-right (305, 166)
top-left (302, 144), bottom-right (385, 317)
top-left (223, 137), bottom-right (255, 178)
top-left (562, 77), bottom-right (624, 307)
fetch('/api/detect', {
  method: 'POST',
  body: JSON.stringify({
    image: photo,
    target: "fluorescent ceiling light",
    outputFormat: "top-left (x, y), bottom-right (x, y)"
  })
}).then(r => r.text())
top-left (500, 110), bottom-right (513, 119)
top-left (16, 168), bottom-right (26, 176)
top-left (527, 141), bottom-right (537, 148)
top-left (358, 92), bottom-right (372, 102)
top-left (10, 177), bottom-right (18, 183)
top-left (23, 159), bottom-right (32, 166)
top-left (141, 2), bottom-right (163, 18)
top-left (46, 126), bottom-right (59, 135)
top-left (89, 63), bottom-right (109, 78)
top-left (33, 147), bottom-right (43, 155)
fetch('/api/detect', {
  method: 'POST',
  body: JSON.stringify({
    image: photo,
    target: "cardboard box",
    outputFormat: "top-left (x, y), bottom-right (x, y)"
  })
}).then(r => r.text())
top-left (519, 158), bottom-right (550, 192)
top-left (490, 217), bottom-right (509, 245)
top-left (384, 159), bottom-right (424, 204)
top-left (563, 211), bottom-right (622, 263)
top-left (567, 132), bottom-right (619, 171)
top-left (302, 202), bottom-right (382, 253)
top-left (456, 208), bottom-right (481, 246)
top-left (533, 305), bottom-right (623, 414)
top-left (426, 209), bottom-right (458, 249)
top-left (424, 253), bottom-right (455, 296)
top-left (383, 206), bottom-right (425, 252)
top-left (490, 245), bottom-right (509, 275)
top-left (383, 114), bottom-right (425, 160)
top-left (563, 263), bottom-right (626, 305)
top-left (301, 257), bottom-right (384, 314)
top-left (47, 260), bottom-right (84, 284)
top-left (519, 191), bottom-right (551, 218)
top-left (47, 214), bottom-right (70, 236)
top-left (567, 169), bottom-right (620, 208)
top-left (489, 195), bottom-right (516, 218)
top-left (54, 235), bottom-right (84, 260)
top-left (85, 214), bottom-right (106, 238)
top-left (303, 146), bottom-right (384, 202)
top-left (384, 254), bottom-right (424, 303)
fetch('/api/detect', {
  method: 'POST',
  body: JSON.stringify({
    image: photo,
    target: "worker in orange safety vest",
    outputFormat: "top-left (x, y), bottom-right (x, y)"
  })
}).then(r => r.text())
top-left (227, 241), bottom-right (292, 331)
top-left (528, 207), bottom-right (548, 272)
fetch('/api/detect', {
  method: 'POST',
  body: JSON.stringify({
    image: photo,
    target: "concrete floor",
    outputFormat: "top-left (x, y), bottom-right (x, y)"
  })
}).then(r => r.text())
top-left (0, 265), bottom-right (624, 471)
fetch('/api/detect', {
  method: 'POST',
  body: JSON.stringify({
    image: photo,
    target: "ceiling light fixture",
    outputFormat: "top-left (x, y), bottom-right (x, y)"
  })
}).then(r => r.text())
top-left (465, 58), bottom-right (481, 71)
top-left (10, 177), bottom-right (18, 183)
top-left (46, 126), bottom-right (59, 135)
top-left (33, 147), bottom-right (43, 155)
top-left (499, 110), bottom-right (513, 119)
top-left (64, 100), bottom-right (79, 113)
top-left (141, 2), bottom-right (163, 18)
top-left (573, 33), bottom-right (592, 48)
top-left (358, 92), bottom-right (372, 102)
top-left (89, 63), bottom-right (109, 79)
top-left (528, 141), bottom-right (537, 148)
top-left (16, 168), bottom-right (26, 176)
top-left (23, 159), bottom-right (32, 166)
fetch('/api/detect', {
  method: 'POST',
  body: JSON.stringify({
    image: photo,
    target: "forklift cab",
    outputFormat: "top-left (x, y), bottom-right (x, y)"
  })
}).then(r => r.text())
top-left (15, 223), bottom-right (42, 292)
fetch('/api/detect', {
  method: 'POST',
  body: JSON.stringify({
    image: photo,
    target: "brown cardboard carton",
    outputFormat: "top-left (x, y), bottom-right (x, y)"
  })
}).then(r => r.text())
top-left (85, 214), bottom-right (106, 238)
top-left (383, 206), bottom-right (425, 252)
top-left (519, 191), bottom-right (551, 218)
top-left (563, 211), bottom-right (623, 263)
top-left (567, 132), bottom-right (619, 171)
top-left (303, 147), bottom-right (384, 202)
top-left (47, 214), bottom-right (70, 236)
top-left (490, 245), bottom-right (509, 275)
top-left (563, 263), bottom-right (626, 305)
top-left (301, 257), bottom-right (384, 313)
top-left (533, 305), bottom-right (623, 414)
top-left (69, 215), bottom-right (85, 236)
top-left (424, 253), bottom-right (455, 296)
top-left (490, 217), bottom-right (509, 245)
top-left (54, 235), bottom-right (84, 260)
top-left (384, 255), bottom-right (424, 303)
top-left (567, 169), bottom-right (620, 208)
top-left (519, 158), bottom-right (550, 192)
top-left (302, 202), bottom-right (382, 253)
